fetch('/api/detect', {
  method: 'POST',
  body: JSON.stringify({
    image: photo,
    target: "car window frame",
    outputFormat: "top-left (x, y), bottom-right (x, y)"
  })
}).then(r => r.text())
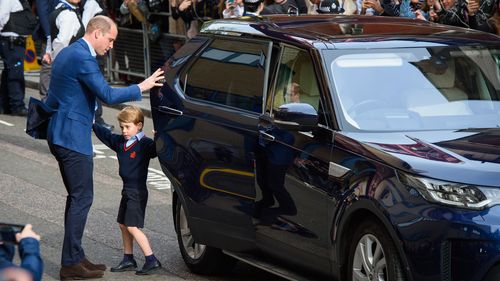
top-left (179, 35), bottom-right (274, 114)
top-left (266, 43), bottom-right (331, 129)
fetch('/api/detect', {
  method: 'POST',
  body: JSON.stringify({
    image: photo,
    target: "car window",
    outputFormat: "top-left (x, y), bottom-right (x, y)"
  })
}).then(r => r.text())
top-left (184, 38), bottom-right (269, 113)
top-left (272, 47), bottom-right (321, 112)
top-left (325, 47), bottom-right (500, 131)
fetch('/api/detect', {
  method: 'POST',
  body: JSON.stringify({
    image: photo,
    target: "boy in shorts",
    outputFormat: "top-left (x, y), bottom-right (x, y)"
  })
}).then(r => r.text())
top-left (93, 105), bottom-right (161, 275)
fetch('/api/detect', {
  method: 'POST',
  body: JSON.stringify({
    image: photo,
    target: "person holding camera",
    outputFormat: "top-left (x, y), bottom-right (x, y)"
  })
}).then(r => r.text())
top-left (221, 0), bottom-right (245, 18)
top-left (467, 0), bottom-right (498, 32)
top-left (243, 0), bottom-right (265, 15)
top-left (0, 224), bottom-right (43, 281)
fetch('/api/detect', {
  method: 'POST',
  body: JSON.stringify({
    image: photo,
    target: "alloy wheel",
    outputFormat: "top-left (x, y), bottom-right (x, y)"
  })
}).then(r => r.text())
top-left (352, 234), bottom-right (388, 281)
top-left (179, 204), bottom-right (206, 259)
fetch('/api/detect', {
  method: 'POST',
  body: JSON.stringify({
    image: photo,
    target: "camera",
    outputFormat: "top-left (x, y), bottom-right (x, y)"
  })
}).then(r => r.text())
top-left (0, 223), bottom-right (25, 244)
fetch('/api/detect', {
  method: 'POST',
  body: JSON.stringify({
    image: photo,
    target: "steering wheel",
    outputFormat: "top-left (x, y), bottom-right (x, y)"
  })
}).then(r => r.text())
top-left (347, 99), bottom-right (388, 117)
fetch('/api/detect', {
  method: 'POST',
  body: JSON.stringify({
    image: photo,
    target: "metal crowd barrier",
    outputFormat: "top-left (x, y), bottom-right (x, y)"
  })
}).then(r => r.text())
top-left (106, 15), bottom-right (187, 83)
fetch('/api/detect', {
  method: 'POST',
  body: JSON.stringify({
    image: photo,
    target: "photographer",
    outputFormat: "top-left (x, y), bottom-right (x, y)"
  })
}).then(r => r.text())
top-left (0, 224), bottom-right (43, 281)
top-left (468, 0), bottom-right (498, 32)
top-left (221, 0), bottom-right (244, 18)
top-left (244, 0), bottom-right (265, 15)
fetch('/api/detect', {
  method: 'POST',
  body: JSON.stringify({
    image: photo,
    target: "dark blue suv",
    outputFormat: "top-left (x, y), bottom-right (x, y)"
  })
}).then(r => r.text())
top-left (151, 15), bottom-right (500, 281)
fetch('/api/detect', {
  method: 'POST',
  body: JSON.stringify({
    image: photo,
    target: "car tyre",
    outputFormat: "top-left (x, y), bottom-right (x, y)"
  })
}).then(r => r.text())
top-left (347, 220), bottom-right (405, 281)
top-left (175, 199), bottom-right (236, 275)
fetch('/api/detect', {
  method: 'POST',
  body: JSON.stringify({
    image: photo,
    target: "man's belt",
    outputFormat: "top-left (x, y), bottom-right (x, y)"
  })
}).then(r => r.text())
top-left (0, 36), bottom-right (26, 46)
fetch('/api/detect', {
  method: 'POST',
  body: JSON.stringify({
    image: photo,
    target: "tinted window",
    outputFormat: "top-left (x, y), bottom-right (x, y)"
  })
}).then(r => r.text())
top-left (184, 38), bottom-right (269, 113)
top-left (325, 47), bottom-right (500, 131)
top-left (272, 47), bottom-right (321, 111)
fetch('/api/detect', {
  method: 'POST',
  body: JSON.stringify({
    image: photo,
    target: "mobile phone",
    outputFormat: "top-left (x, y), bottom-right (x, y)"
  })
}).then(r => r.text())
top-left (0, 223), bottom-right (25, 244)
top-left (227, 0), bottom-right (235, 4)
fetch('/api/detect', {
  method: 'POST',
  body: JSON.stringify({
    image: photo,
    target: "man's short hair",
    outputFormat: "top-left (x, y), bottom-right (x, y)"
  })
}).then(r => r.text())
top-left (117, 105), bottom-right (144, 125)
top-left (86, 15), bottom-right (116, 35)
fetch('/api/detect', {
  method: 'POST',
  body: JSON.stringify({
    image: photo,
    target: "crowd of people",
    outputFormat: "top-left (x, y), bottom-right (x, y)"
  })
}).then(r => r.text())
top-left (166, 0), bottom-right (500, 37)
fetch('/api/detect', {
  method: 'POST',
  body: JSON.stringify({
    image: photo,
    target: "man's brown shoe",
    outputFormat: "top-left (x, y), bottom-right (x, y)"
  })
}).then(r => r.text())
top-left (82, 257), bottom-right (107, 271)
top-left (59, 262), bottom-right (104, 281)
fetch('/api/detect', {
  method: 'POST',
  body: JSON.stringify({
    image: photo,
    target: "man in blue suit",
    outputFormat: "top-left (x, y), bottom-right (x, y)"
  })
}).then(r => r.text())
top-left (45, 15), bottom-right (164, 281)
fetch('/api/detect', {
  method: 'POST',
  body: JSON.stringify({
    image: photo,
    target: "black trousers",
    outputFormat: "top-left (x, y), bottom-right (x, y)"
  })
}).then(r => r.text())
top-left (49, 143), bottom-right (94, 266)
top-left (0, 37), bottom-right (26, 113)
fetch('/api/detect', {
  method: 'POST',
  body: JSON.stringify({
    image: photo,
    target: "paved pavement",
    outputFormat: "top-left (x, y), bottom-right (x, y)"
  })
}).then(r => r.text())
top-left (24, 70), bottom-right (154, 117)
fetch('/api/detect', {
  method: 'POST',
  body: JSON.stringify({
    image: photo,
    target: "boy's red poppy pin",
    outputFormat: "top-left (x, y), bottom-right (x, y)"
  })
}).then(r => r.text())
top-left (130, 151), bottom-right (136, 158)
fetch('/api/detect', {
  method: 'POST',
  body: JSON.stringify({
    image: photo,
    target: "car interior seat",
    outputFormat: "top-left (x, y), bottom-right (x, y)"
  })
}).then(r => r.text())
top-left (297, 57), bottom-right (320, 110)
top-left (406, 58), bottom-right (473, 117)
top-left (425, 59), bottom-right (468, 102)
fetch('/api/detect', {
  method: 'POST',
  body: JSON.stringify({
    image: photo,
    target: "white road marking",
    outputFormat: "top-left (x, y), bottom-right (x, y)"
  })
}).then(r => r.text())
top-left (148, 167), bottom-right (170, 190)
top-left (93, 144), bottom-right (108, 155)
top-left (0, 120), bottom-right (14, 126)
top-left (148, 167), bottom-right (164, 175)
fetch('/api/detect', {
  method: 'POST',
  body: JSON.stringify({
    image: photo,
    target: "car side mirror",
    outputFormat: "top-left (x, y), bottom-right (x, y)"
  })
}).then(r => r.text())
top-left (274, 103), bottom-right (318, 131)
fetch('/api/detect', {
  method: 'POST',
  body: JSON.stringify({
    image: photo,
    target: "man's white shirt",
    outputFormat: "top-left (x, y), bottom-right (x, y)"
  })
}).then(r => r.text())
top-left (0, 0), bottom-right (24, 37)
top-left (82, 0), bottom-right (103, 27)
top-left (47, 0), bottom-right (83, 60)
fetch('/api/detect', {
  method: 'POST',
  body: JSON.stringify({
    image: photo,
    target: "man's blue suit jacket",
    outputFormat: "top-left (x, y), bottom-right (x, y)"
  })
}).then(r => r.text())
top-left (45, 39), bottom-right (142, 156)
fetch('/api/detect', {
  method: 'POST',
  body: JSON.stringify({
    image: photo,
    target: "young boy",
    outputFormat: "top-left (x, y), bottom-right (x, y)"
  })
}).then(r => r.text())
top-left (93, 105), bottom-right (161, 275)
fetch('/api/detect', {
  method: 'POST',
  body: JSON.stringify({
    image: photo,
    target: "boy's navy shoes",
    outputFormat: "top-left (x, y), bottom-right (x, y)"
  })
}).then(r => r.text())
top-left (110, 259), bottom-right (137, 272)
top-left (135, 260), bottom-right (162, 275)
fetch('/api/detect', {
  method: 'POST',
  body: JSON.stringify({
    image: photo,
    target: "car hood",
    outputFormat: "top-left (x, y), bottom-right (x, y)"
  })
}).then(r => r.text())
top-left (337, 128), bottom-right (500, 187)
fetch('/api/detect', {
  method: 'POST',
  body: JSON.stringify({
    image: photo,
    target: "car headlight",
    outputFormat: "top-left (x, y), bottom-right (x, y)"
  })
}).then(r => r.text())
top-left (398, 172), bottom-right (500, 210)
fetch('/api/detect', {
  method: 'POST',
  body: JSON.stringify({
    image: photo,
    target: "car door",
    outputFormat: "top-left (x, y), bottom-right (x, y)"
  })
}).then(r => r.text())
top-left (154, 36), bottom-right (274, 251)
top-left (254, 45), bottom-right (337, 275)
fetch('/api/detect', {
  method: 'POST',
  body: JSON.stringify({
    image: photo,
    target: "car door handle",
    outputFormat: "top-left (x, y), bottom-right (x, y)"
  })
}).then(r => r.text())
top-left (158, 106), bottom-right (183, 116)
top-left (259, 130), bottom-right (275, 142)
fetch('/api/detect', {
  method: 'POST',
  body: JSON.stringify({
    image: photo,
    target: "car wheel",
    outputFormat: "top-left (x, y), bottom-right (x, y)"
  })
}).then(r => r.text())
top-left (175, 199), bottom-right (236, 274)
top-left (347, 220), bottom-right (406, 281)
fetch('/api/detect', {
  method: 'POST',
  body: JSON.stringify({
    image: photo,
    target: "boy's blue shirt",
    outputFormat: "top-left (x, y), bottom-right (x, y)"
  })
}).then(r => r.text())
top-left (126, 131), bottom-right (145, 148)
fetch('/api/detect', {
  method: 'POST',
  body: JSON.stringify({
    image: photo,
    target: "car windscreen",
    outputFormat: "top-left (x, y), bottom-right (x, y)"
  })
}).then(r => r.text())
top-left (324, 46), bottom-right (500, 131)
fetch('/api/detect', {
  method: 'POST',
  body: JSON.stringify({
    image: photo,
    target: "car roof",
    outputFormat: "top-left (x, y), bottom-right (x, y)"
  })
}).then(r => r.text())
top-left (201, 15), bottom-right (500, 49)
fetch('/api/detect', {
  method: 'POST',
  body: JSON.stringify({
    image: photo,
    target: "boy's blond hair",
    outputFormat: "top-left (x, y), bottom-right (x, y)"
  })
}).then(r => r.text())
top-left (117, 105), bottom-right (144, 125)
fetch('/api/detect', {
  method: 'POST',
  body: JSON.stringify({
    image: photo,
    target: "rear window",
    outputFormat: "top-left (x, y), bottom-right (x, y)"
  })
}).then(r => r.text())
top-left (184, 38), bottom-right (269, 113)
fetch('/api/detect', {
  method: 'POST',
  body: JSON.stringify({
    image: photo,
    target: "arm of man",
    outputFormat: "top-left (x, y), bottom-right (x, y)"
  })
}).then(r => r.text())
top-left (82, 0), bottom-right (104, 27)
top-left (52, 10), bottom-right (82, 59)
top-left (93, 123), bottom-right (121, 152)
top-left (0, 1), bottom-right (12, 31)
top-left (35, 0), bottom-right (51, 38)
top-left (78, 57), bottom-right (143, 104)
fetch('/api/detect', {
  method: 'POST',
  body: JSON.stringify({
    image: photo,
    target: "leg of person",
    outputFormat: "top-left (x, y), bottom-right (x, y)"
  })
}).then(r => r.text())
top-left (0, 63), bottom-right (9, 114)
top-left (123, 193), bottom-right (161, 275)
top-left (48, 143), bottom-right (104, 280)
top-left (1, 40), bottom-right (27, 116)
top-left (0, 39), bottom-right (11, 114)
top-left (110, 224), bottom-right (137, 272)
top-left (39, 61), bottom-right (51, 101)
top-left (126, 227), bottom-right (161, 275)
